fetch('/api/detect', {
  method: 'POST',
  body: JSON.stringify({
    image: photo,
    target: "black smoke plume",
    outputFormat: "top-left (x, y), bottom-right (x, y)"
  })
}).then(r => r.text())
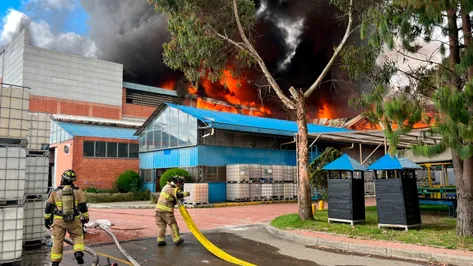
top-left (81, 0), bottom-right (361, 118)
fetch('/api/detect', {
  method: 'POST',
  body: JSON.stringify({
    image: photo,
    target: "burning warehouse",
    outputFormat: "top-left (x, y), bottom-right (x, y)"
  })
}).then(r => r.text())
top-left (0, 0), bottom-right (445, 193)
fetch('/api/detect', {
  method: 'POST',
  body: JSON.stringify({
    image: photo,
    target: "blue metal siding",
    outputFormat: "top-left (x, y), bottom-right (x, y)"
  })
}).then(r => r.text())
top-left (198, 146), bottom-right (297, 166)
top-left (139, 145), bottom-right (320, 169)
top-left (208, 182), bottom-right (226, 203)
top-left (143, 182), bottom-right (156, 193)
top-left (140, 146), bottom-right (199, 169)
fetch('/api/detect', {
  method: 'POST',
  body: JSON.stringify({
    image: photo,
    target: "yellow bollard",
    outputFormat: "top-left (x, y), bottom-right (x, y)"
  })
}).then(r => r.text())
top-left (318, 200), bottom-right (324, 211)
top-left (312, 203), bottom-right (316, 216)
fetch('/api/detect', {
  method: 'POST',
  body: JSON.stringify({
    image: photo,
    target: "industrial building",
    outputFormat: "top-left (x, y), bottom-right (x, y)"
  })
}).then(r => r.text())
top-left (135, 103), bottom-right (391, 193)
top-left (49, 115), bottom-right (141, 189)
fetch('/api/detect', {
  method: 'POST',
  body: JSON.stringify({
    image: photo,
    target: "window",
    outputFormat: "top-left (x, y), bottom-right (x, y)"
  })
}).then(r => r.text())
top-left (118, 143), bottom-right (129, 158)
top-left (125, 89), bottom-right (181, 107)
top-left (83, 141), bottom-right (94, 157)
top-left (83, 141), bottom-right (137, 159)
top-left (141, 169), bottom-right (153, 183)
top-left (95, 142), bottom-right (106, 157)
top-left (129, 144), bottom-right (139, 158)
top-left (107, 142), bottom-right (118, 157)
top-left (139, 107), bottom-right (198, 151)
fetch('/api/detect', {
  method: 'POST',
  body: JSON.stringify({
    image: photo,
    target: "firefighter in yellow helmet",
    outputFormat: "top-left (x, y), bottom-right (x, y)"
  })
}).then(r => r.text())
top-left (156, 175), bottom-right (190, 246)
top-left (44, 169), bottom-right (89, 265)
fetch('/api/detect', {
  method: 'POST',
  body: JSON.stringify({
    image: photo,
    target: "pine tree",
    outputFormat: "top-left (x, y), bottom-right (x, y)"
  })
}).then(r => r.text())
top-left (343, 0), bottom-right (473, 236)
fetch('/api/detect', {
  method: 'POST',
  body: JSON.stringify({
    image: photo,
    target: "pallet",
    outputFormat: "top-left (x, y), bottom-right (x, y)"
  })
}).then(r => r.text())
top-left (26, 150), bottom-right (50, 157)
top-left (377, 223), bottom-right (421, 231)
top-left (184, 201), bottom-right (209, 206)
top-left (226, 181), bottom-right (250, 184)
top-left (283, 197), bottom-right (297, 200)
top-left (227, 198), bottom-right (250, 202)
top-left (0, 258), bottom-right (22, 265)
top-left (250, 197), bottom-right (262, 201)
top-left (25, 194), bottom-right (46, 200)
top-left (0, 200), bottom-right (23, 206)
top-left (0, 137), bottom-right (28, 148)
top-left (273, 180), bottom-right (284, 183)
top-left (23, 239), bottom-right (45, 248)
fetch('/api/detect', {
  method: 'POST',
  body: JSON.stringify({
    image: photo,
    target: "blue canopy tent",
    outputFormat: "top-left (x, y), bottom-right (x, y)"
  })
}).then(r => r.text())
top-left (322, 154), bottom-right (368, 225)
top-left (368, 154), bottom-right (422, 231)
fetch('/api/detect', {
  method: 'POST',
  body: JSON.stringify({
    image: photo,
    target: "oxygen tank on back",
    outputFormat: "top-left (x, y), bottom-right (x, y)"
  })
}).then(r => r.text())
top-left (62, 185), bottom-right (75, 222)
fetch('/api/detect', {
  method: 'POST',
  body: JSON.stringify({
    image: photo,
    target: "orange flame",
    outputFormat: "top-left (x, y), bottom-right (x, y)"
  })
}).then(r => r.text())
top-left (188, 85), bottom-right (198, 95)
top-left (196, 98), bottom-right (268, 117)
top-left (160, 80), bottom-right (175, 91)
top-left (318, 102), bottom-right (334, 119)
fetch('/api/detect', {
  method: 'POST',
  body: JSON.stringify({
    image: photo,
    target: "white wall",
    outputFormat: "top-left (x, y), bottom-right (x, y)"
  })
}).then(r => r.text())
top-left (23, 46), bottom-right (123, 106)
top-left (1, 29), bottom-right (124, 107)
top-left (0, 29), bottom-right (27, 85)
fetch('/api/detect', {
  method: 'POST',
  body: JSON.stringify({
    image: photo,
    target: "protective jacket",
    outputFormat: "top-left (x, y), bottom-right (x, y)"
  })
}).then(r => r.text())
top-left (44, 185), bottom-right (88, 263)
top-left (156, 184), bottom-right (185, 213)
top-left (44, 185), bottom-right (89, 221)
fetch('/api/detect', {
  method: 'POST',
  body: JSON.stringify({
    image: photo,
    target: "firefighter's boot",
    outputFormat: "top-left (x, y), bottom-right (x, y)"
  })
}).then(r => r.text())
top-left (174, 238), bottom-right (184, 246)
top-left (75, 251), bottom-right (84, 264)
top-left (157, 241), bottom-right (166, 246)
top-left (51, 262), bottom-right (60, 266)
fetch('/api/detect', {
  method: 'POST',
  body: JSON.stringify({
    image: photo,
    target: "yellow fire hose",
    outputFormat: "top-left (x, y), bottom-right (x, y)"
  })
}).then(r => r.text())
top-left (178, 205), bottom-right (256, 266)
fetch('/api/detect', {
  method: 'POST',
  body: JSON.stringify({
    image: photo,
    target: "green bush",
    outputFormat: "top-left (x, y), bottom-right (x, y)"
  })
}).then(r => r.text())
top-left (159, 168), bottom-right (192, 189)
top-left (309, 147), bottom-right (342, 191)
top-left (116, 170), bottom-right (142, 193)
top-left (85, 190), bottom-right (151, 203)
top-left (150, 192), bottom-right (160, 204)
top-left (84, 186), bottom-right (118, 194)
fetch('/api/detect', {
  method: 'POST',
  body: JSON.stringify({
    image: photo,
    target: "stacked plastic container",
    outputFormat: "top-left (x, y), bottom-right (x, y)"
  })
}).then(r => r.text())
top-left (24, 112), bottom-right (50, 247)
top-left (183, 183), bottom-right (209, 206)
top-left (226, 164), bottom-right (250, 201)
top-left (226, 164), bottom-right (297, 202)
top-left (0, 84), bottom-right (30, 264)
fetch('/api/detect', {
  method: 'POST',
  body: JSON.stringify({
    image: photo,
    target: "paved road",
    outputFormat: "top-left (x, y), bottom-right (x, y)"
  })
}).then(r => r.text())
top-left (23, 225), bottom-right (424, 266)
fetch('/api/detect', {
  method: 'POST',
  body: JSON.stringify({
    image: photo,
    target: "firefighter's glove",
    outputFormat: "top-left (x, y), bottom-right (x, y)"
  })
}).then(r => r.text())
top-left (44, 218), bottom-right (52, 229)
top-left (183, 192), bottom-right (190, 197)
top-left (82, 217), bottom-right (89, 224)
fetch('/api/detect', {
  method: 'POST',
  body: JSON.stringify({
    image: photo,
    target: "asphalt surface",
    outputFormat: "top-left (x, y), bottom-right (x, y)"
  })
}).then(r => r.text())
top-left (22, 225), bottom-right (425, 266)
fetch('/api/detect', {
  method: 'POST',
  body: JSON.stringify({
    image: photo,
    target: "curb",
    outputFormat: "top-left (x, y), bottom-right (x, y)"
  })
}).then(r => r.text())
top-left (264, 224), bottom-right (473, 266)
top-left (89, 200), bottom-right (297, 209)
top-left (88, 205), bottom-right (155, 209)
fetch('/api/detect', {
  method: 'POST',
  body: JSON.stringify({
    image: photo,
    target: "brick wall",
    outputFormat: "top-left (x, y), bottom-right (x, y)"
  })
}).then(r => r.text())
top-left (72, 136), bottom-right (139, 189)
top-left (30, 95), bottom-right (122, 119)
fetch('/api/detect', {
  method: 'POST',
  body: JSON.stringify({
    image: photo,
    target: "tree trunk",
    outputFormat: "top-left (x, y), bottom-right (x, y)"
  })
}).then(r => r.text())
top-left (457, 157), bottom-right (473, 236)
top-left (295, 93), bottom-right (313, 220)
top-left (460, 10), bottom-right (473, 78)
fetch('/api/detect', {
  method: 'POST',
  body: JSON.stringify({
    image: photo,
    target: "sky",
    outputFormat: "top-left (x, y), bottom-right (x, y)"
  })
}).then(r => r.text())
top-left (0, 0), bottom-right (88, 33)
top-left (0, 0), bottom-right (98, 57)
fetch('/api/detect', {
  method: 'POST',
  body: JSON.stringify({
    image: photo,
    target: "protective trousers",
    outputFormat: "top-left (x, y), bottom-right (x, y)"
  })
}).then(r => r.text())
top-left (155, 211), bottom-right (181, 243)
top-left (50, 218), bottom-right (84, 262)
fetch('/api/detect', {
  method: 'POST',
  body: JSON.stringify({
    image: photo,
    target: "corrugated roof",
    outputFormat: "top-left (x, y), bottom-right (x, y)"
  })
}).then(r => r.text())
top-left (155, 103), bottom-right (350, 136)
top-left (52, 114), bottom-right (142, 128)
top-left (57, 122), bottom-right (138, 140)
top-left (367, 154), bottom-right (422, 170)
top-left (322, 154), bottom-right (368, 171)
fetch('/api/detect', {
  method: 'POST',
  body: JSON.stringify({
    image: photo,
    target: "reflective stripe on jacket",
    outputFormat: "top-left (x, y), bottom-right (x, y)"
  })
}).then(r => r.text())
top-left (156, 185), bottom-right (180, 213)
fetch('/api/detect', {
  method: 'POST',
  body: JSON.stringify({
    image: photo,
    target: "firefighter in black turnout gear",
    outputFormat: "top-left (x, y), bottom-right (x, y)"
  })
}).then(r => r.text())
top-left (44, 169), bottom-right (89, 265)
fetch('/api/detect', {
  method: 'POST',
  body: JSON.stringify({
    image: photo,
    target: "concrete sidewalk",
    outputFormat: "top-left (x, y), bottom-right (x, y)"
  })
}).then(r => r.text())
top-left (266, 225), bottom-right (473, 266)
top-left (87, 200), bottom-right (298, 209)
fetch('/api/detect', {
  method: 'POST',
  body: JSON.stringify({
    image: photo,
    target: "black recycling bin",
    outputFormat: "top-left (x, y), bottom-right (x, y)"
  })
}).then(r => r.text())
top-left (322, 154), bottom-right (367, 225)
top-left (368, 154), bottom-right (422, 231)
